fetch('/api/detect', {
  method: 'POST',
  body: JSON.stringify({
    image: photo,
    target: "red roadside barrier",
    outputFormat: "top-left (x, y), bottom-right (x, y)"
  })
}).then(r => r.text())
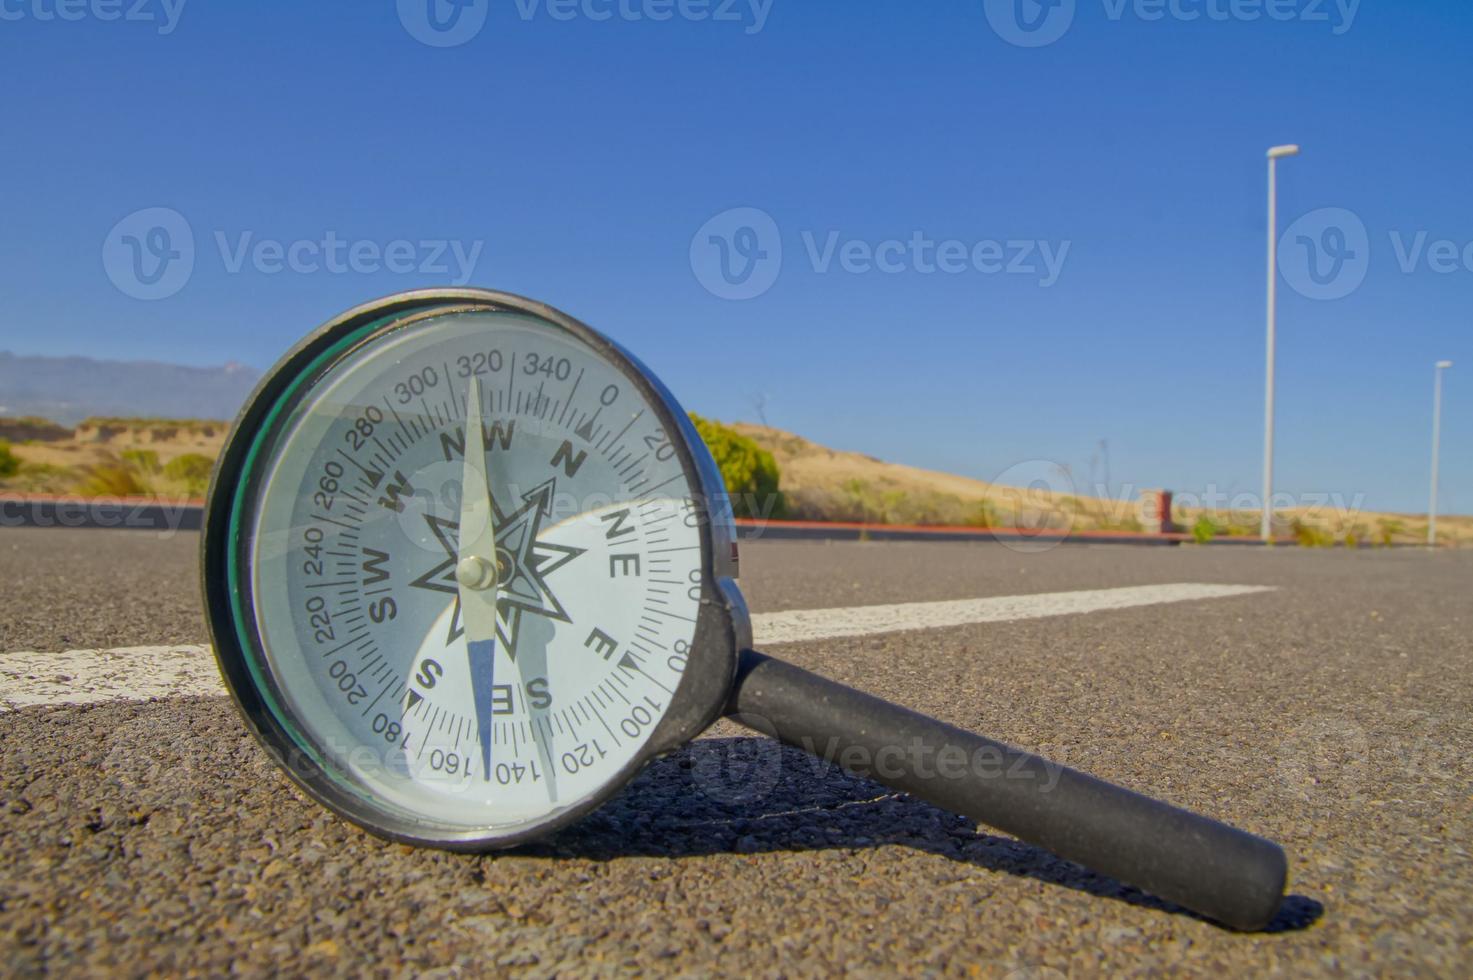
top-left (0, 493), bottom-right (1299, 545)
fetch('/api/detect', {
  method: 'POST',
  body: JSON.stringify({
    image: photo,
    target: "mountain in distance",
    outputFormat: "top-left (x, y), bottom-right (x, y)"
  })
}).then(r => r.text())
top-left (0, 351), bottom-right (260, 425)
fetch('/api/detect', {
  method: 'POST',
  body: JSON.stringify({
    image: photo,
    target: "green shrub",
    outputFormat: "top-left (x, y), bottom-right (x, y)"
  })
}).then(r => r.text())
top-left (1191, 514), bottom-right (1220, 544)
top-left (163, 453), bottom-right (215, 494)
top-left (971, 498), bottom-right (999, 528)
top-left (80, 461), bottom-right (151, 496)
top-left (839, 478), bottom-right (881, 523)
top-left (1095, 513), bottom-right (1144, 533)
top-left (0, 440), bottom-right (18, 479)
top-left (688, 414), bottom-right (785, 519)
top-left (8, 461), bottom-right (75, 494)
top-left (1291, 519), bottom-right (1334, 548)
top-left (1377, 519), bottom-right (1404, 547)
top-left (121, 448), bottom-right (160, 473)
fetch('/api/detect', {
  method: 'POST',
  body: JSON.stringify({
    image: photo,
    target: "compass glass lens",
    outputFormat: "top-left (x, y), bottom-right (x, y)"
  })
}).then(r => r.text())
top-left (234, 308), bottom-right (706, 839)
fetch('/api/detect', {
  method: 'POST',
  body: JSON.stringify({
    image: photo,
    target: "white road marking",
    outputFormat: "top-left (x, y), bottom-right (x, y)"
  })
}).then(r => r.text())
top-left (753, 583), bottom-right (1274, 645)
top-left (0, 646), bottom-right (223, 711)
top-left (0, 583), bottom-right (1273, 711)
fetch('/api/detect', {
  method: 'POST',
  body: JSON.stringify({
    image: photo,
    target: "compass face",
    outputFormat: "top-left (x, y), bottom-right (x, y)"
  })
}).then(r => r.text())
top-left (209, 295), bottom-right (739, 846)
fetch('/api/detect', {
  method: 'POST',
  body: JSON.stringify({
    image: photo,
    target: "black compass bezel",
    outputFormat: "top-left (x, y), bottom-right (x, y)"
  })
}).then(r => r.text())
top-left (200, 288), bottom-right (748, 850)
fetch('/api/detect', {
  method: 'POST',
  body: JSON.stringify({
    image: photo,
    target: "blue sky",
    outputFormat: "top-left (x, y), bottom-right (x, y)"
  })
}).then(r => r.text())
top-left (1, 0), bottom-right (1469, 514)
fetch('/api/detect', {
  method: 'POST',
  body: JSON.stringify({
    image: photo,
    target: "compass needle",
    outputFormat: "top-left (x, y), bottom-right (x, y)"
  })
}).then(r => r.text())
top-left (455, 376), bottom-right (500, 783)
top-left (206, 290), bottom-right (1288, 931)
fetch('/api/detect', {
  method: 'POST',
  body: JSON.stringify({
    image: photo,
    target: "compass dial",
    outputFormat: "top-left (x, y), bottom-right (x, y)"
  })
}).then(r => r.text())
top-left (213, 299), bottom-right (735, 845)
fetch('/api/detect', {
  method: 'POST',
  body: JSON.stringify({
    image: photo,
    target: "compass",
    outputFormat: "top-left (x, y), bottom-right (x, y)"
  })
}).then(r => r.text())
top-left (203, 288), bottom-right (1289, 931)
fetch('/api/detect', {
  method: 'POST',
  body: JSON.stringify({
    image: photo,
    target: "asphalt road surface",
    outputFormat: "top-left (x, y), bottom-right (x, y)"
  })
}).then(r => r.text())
top-left (2, 527), bottom-right (1470, 976)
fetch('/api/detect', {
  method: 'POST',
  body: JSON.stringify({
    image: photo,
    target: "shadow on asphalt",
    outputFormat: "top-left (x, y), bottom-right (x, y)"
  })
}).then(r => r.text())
top-left (529, 738), bottom-right (1325, 934)
top-left (11, 700), bottom-right (1324, 937)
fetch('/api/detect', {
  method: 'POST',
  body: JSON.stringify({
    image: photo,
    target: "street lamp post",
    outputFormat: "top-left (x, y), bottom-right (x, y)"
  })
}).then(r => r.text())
top-left (1429, 360), bottom-right (1454, 548)
top-left (1262, 144), bottom-right (1301, 542)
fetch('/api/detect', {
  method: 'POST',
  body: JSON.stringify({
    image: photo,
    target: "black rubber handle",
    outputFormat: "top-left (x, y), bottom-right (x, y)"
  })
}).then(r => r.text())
top-left (725, 650), bottom-right (1287, 931)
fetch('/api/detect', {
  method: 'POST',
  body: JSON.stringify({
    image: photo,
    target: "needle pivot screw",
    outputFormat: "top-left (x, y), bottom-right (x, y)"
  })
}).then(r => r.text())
top-left (456, 555), bottom-right (498, 591)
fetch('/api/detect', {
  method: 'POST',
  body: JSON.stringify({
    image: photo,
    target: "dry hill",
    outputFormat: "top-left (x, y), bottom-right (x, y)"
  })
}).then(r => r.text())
top-left (0, 415), bottom-right (1465, 547)
top-left (731, 422), bottom-right (1472, 547)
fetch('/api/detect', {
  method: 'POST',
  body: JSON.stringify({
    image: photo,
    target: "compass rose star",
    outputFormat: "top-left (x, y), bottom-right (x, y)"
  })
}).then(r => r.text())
top-left (409, 478), bottom-right (585, 657)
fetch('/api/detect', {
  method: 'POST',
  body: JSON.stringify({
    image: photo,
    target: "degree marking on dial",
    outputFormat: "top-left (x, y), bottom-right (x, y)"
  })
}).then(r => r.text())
top-left (312, 512), bottom-right (358, 532)
top-left (600, 409), bottom-right (644, 454)
top-left (418, 397), bottom-right (438, 433)
top-left (382, 395), bottom-right (413, 441)
top-left (617, 453), bottom-right (648, 479)
top-left (318, 630), bottom-right (370, 660)
top-left (557, 368), bottom-right (584, 427)
top-left (637, 472), bottom-right (685, 496)
top-left (574, 411), bottom-right (599, 442)
top-left (619, 653), bottom-right (673, 695)
top-left (594, 712), bottom-right (621, 746)
top-left (363, 681), bottom-right (392, 715)
top-left (641, 607), bottom-right (697, 624)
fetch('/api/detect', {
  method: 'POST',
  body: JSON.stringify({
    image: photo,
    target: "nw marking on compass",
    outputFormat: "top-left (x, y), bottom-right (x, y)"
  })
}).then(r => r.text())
top-left (410, 479), bottom-right (585, 657)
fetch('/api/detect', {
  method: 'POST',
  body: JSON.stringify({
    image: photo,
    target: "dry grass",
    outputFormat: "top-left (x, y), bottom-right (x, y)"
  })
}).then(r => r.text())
top-left (2, 414), bottom-right (1466, 547)
top-left (0, 416), bottom-right (226, 498)
top-left (732, 422), bottom-right (1473, 547)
